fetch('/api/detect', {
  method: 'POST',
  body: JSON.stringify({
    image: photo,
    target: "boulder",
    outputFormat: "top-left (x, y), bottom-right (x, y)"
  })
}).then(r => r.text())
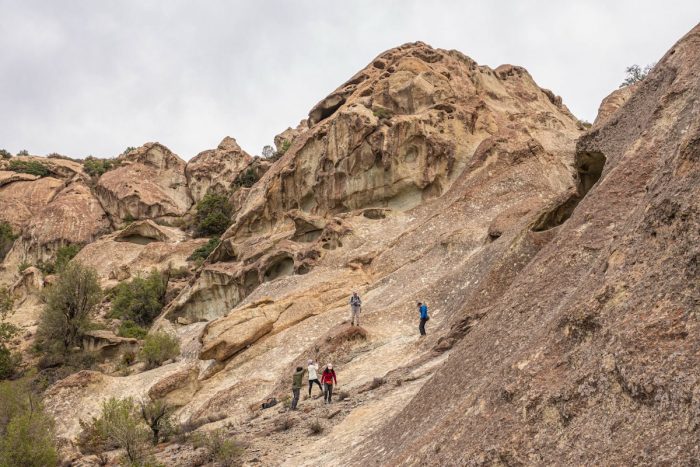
top-left (95, 142), bottom-right (192, 221)
top-left (186, 136), bottom-right (253, 203)
top-left (81, 330), bottom-right (139, 360)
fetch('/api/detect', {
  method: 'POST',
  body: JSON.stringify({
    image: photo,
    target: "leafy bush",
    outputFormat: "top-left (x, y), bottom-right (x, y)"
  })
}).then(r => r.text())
top-left (140, 333), bottom-right (180, 369)
top-left (372, 107), bottom-right (394, 119)
top-left (37, 243), bottom-right (82, 275)
top-left (37, 262), bottom-right (101, 353)
top-left (140, 399), bottom-right (174, 445)
top-left (7, 159), bottom-right (50, 177)
top-left (0, 149), bottom-right (10, 159)
top-left (278, 140), bottom-right (292, 155)
top-left (194, 193), bottom-right (232, 237)
top-left (0, 379), bottom-right (58, 467)
top-left (308, 418), bottom-right (324, 435)
top-left (111, 270), bottom-right (167, 326)
top-left (0, 288), bottom-right (19, 379)
top-left (83, 156), bottom-right (120, 177)
top-left (192, 429), bottom-right (244, 467)
top-left (233, 167), bottom-right (260, 189)
top-left (620, 63), bottom-right (655, 88)
top-left (17, 261), bottom-right (30, 274)
top-left (79, 397), bottom-right (151, 464)
top-left (118, 320), bottom-right (148, 339)
top-left (188, 237), bottom-right (220, 261)
top-left (0, 222), bottom-right (16, 261)
top-left (122, 146), bottom-right (136, 156)
top-left (16, 149), bottom-right (29, 156)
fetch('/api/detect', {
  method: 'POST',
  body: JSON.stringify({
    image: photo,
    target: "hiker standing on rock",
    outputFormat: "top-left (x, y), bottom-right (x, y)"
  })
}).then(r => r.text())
top-left (350, 292), bottom-right (362, 326)
top-left (322, 364), bottom-right (337, 404)
top-left (307, 359), bottom-right (323, 396)
top-left (291, 366), bottom-right (305, 410)
top-left (418, 301), bottom-right (429, 336)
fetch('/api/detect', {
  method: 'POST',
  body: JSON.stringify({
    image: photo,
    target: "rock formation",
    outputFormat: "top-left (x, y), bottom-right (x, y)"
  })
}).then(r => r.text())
top-left (185, 136), bottom-right (253, 203)
top-left (4, 24), bottom-right (698, 467)
top-left (95, 143), bottom-right (192, 222)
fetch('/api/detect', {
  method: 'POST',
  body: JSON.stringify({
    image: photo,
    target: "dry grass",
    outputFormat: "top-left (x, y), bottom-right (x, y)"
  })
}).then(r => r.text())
top-left (308, 419), bottom-right (324, 435)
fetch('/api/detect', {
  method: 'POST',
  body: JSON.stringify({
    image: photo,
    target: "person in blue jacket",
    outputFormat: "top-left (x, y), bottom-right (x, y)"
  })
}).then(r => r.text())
top-left (417, 301), bottom-right (429, 336)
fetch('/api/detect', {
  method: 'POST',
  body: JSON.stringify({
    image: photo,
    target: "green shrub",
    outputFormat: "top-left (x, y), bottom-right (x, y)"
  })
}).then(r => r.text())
top-left (17, 261), bottom-right (30, 274)
top-left (0, 407), bottom-right (57, 466)
top-left (79, 397), bottom-right (151, 464)
top-left (0, 222), bottom-right (16, 261)
top-left (194, 194), bottom-right (232, 237)
top-left (372, 107), bottom-right (394, 119)
top-left (7, 159), bottom-right (50, 177)
top-left (140, 333), bottom-right (179, 369)
top-left (233, 167), bottom-right (259, 189)
top-left (83, 156), bottom-right (120, 177)
top-left (0, 287), bottom-right (19, 380)
top-left (188, 237), bottom-right (220, 261)
top-left (0, 149), bottom-right (10, 159)
top-left (16, 149), bottom-right (29, 156)
top-left (191, 429), bottom-right (244, 467)
top-left (620, 63), bottom-right (655, 88)
top-left (37, 262), bottom-right (101, 353)
top-left (122, 146), bottom-right (136, 156)
top-left (118, 320), bottom-right (148, 339)
top-left (140, 399), bottom-right (174, 445)
top-left (0, 379), bottom-right (58, 467)
top-left (111, 270), bottom-right (167, 326)
top-left (37, 243), bottom-right (82, 275)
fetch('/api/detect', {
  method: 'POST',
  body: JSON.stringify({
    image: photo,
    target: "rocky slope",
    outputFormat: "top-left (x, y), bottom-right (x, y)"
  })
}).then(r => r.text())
top-left (2, 25), bottom-right (697, 466)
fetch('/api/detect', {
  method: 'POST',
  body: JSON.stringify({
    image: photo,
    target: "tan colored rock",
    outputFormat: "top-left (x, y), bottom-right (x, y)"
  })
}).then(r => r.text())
top-left (95, 142), bottom-right (192, 221)
top-left (0, 170), bottom-right (38, 187)
top-left (81, 330), bottom-right (139, 360)
top-left (186, 136), bottom-right (253, 203)
top-left (73, 220), bottom-right (207, 289)
top-left (0, 176), bottom-right (64, 230)
top-left (23, 182), bottom-right (111, 254)
top-left (147, 365), bottom-right (199, 407)
top-left (593, 83), bottom-right (638, 125)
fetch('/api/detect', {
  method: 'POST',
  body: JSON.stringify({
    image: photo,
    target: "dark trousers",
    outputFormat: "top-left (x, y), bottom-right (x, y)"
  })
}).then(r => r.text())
top-left (419, 318), bottom-right (428, 335)
top-left (309, 378), bottom-right (322, 396)
top-left (324, 383), bottom-right (334, 403)
top-left (291, 388), bottom-right (300, 409)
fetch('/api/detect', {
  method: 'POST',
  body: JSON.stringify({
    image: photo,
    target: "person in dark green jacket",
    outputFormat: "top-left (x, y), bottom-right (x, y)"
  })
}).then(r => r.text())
top-left (291, 366), bottom-right (305, 410)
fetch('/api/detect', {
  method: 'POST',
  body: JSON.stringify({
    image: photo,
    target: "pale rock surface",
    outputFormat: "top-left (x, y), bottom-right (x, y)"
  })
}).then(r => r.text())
top-left (95, 143), bottom-right (192, 221)
top-left (185, 136), bottom-right (253, 203)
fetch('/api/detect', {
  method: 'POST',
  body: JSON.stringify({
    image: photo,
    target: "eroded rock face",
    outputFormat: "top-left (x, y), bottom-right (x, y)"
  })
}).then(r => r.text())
top-left (23, 183), bottom-right (111, 256)
top-left (186, 136), bottom-right (253, 203)
top-left (593, 83), bottom-right (638, 125)
top-left (95, 143), bottom-right (192, 221)
top-left (73, 220), bottom-right (206, 288)
top-left (0, 176), bottom-right (64, 230)
top-left (166, 40), bottom-right (580, 325)
top-left (356, 25), bottom-right (700, 466)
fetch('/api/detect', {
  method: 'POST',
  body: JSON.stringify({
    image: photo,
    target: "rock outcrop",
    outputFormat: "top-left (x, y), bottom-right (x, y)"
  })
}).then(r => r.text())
top-left (354, 24), bottom-right (700, 466)
top-left (95, 143), bottom-right (192, 222)
top-left (185, 136), bottom-right (253, 203)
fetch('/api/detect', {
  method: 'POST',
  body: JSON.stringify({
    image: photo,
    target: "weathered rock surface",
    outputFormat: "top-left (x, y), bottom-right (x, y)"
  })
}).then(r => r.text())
top-left (185, 136), bottom-right (253, 203)
top-left (593, 82), bottom-right (638, 125)
top-left (354, 24), bottom-right (700, 466)
top-left (95, 143), bottom-right (192, 221)
top-left (73, 220), bottom-right (206, 288)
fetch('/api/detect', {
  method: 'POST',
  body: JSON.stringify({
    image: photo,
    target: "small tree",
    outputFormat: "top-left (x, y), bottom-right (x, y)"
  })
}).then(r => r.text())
top-left (16, 150), bottom-right (29, 156)
top-left (0, 149), bottom-right (10, 159)
top-left (94, 397), bottom-right (150, 464)
top-left (261, 145), bottom-right (275, 159)
top-left (194, 193), bottom-right (232, 237)
top-left (140, 399), bottom-right (173, 445)
top-left (7, 159), bottom-right (50, 177)
top-left (140, 332), bottom-right (180, 369)
top-left (111, 269), bottom-right (167, 326)
top-left (234, 167), bottom-right (260, 188)
top-left (37, 262), bottom-right (101, 353)
top-left (620, 63), bottom-right (655, 88)
top-left (0, 287), bottom-right (20, 379)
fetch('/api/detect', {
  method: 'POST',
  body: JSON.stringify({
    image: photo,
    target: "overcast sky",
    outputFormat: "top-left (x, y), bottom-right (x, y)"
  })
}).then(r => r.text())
top-left (0, 1), bottom-right (698, 160)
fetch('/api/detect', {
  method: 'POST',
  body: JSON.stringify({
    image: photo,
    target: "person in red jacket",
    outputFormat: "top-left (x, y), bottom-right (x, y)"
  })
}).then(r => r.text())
top-left (321, 364), bottom-right (337, 404)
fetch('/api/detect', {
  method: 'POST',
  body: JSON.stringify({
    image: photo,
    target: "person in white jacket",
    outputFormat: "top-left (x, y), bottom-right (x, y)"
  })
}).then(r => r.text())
top-left (307, 359), bottom-right (323, 396)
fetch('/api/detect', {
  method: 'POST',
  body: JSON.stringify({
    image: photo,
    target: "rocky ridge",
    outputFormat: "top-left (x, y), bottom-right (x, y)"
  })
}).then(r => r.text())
top-left (1, 27), bottom-right (697, 466)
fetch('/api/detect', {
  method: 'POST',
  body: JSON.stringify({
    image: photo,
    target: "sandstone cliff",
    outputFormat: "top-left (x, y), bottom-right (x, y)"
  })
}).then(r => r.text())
top-left (3, 26), bottom-right (697, 467)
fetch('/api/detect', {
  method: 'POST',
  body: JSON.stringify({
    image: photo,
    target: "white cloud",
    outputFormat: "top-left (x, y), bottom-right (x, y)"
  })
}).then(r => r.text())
top-left (0, 0), bottom-right (698, 159)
